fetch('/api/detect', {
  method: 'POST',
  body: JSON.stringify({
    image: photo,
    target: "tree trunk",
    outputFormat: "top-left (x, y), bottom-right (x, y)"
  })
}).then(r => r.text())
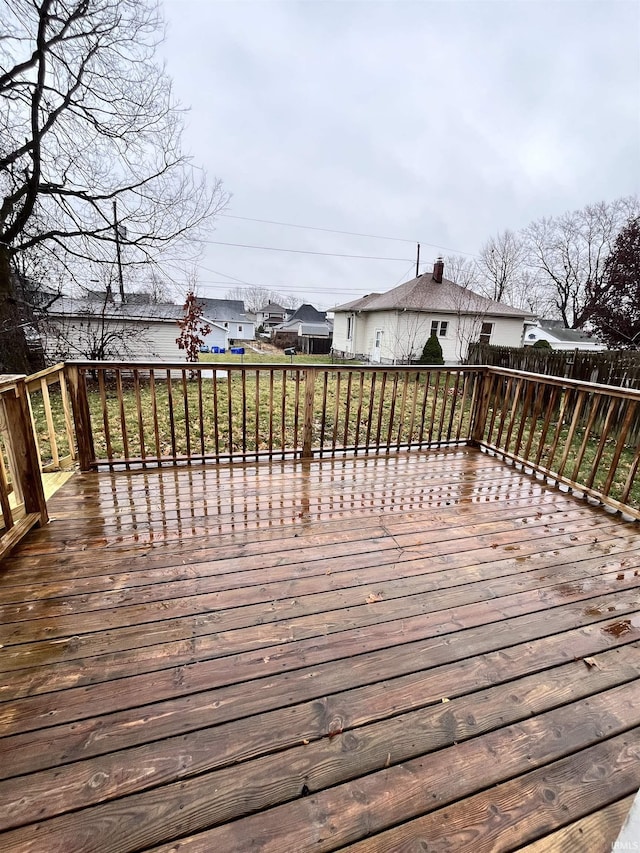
top-left (0, 245), bottom-right (32, 375)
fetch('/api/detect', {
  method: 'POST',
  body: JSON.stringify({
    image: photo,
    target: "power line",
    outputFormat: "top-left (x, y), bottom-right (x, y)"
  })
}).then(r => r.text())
top-left (219, 213), bottom-right (416, 244)
top-left (218, 212), bottom-right (478, 257)
top-left (200, 238), bottom-right (414, 262)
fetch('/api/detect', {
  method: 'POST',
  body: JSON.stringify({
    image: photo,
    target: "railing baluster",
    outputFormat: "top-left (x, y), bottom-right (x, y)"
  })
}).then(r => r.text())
top-left (374, 371), bottom-right (387, 451)
top-left (268, 368), bottom-right (275, 458)
top-left (240, 368), bottom-right (247, 458)
top-left (197, 371), bottom-right (205, 459)
top-left (165, 369), bottom-right (176, 460)
top-left (149, 369), bottom-right (161, 462)
top-left (512, 379), bottom-right (535, 459)
top-left (255, 369), bottom-right (261, 458)
top-left (428, 371), bottom-right (441, 445)
top-left (319, 370), bottom-right (329, 455)
top-left (332, 370), bottom-right (341, 453)
top-left (502, 376), bottom-right (524, 454)
top-left (445, 370), bottom-right (462, 443)
top-left (293, 369), bottom-right (301, 455)
top-left (211, 369), bottom-right (220, 462)
top-left (353, 371), bottom-right (365, 452)
top-left (417, 370), bottom-right (431, 447)
top-left (97, 369), bottom-right (113, 467)
top-left (280, 368), bottom-right (287, 460)
top-left (436, 371), bottom-right (451, 444)
top-left (115, 369), bottom-right (130, 468)
top-left (556, 389), bottom-right (587, 478)
top-left (226, 370), bottom-right (233, 458)
top-left (407, 371), bottom-right (420, 448)
top-left (601, 400), bottom-right (636, 497)
top-left (132, 369), bottom-right (146, 463)
top-left (385, 372), bottom-right (398, 452)
top-left (181, 369), bottom-right (191, 460)
top-left (342, 371), bottom-right (353, 450)
top-left (365, 372), bottom-right (377, 450)
top-left (533, 386), bottom-right (560, 468)
top-left (569, 392), bottom-right (600, 483)
top-left (39, 377), bottom-right (59, 469)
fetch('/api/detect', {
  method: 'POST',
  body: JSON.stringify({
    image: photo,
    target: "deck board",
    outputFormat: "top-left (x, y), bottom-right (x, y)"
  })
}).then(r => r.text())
top-left (0, 447), bottom-right (638, 851)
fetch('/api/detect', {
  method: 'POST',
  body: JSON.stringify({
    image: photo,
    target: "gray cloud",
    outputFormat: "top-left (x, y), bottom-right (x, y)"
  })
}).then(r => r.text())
top-left (161, 0), bottom-right (640, 309)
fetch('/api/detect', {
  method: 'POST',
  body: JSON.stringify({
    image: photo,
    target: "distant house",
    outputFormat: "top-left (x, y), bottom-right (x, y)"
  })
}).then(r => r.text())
top-left (524, 320), bottom-right (607, 351)
top-left (273, 304), bottom-right (333, 354)
top-left (256, 302), bottom-right (290, 332)
top-left (332, 259), bottom-right (533, 364)
top-left (198, 298), bottom-right (255, 343)
top-left (42, 296), bottom-right (185, 361)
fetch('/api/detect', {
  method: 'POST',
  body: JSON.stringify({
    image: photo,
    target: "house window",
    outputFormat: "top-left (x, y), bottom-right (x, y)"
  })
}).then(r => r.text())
top-left (346, 315), bottom-right (353, 340)
top-left (224, 322), bottom-right (228, 329)
top-left (431, 320), bottom-right (448, 337)
top-left (238, 325), bottom-right (243, 334)
top-left (479, 322), bottom-right (493, 345)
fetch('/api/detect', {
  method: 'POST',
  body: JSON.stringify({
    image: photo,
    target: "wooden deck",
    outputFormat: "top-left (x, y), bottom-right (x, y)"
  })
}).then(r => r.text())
top-left (0, 447), bottom-right (639, 852)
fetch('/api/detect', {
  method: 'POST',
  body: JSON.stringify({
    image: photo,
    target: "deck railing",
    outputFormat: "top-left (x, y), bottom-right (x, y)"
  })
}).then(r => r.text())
top-left (474, 367), bottom-right (640, 519)
top-left (0, 375), bottom-right (48, 559)
top-left (24, 363), bottom-right (77, 472)
top-left (64, 361), bottom-right (483, 470)
top-left (3, 359), bottom-right (640, 559)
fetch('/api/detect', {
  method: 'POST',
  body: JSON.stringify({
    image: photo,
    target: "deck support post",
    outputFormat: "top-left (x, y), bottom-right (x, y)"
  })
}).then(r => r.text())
top-left (66, 364), bottom-right (95, 471)
top-left (301, 367), bottom-right (316, 459)
top-left (471, 367), bottom-right (492, 446)
top-left (0, 376), bottom-right (48, 525)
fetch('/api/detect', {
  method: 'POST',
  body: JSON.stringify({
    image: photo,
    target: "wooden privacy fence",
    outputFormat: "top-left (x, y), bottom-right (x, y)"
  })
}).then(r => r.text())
top-left (65, 362), bottom-right (483, 470)
top-left (0, 375), bottom-right (48, 560)
top-left (474, 367), bottom-right (640, 519)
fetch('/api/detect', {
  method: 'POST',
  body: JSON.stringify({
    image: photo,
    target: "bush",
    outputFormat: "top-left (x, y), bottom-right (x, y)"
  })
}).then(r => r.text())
top-left (532, 339), bottom-right (552, 349)
top-left (419, 333), bottom-right (444, 365)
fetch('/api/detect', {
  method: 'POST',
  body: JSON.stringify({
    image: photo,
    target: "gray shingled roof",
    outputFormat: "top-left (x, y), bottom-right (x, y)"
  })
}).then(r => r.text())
top-left (198, 298), bottom-right (247, 322)
top-left (48, 298), bottom-right (183, 321)
top-left (288, 303), bottom-right (327, 322)
top-left (334, 274), bottom-right (533, 319)
top-left (538, 323), bottom-right (600, 343)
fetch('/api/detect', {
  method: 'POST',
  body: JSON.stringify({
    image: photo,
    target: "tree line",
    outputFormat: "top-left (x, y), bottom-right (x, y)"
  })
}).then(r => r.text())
top-left (446, 195), bottom-right (640, 348)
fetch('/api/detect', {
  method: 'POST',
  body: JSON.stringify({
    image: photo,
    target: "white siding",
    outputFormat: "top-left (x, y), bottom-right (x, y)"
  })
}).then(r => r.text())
top-left (43, 317), bottom-right (183, 361)
top-left (333, 309), bottom-right (527, 363)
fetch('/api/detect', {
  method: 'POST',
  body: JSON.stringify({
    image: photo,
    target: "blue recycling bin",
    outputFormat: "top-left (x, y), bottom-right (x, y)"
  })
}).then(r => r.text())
top-left (231, 347), bottom-right (245, 355)
top-left (211, 346), bottom-right (219, 354)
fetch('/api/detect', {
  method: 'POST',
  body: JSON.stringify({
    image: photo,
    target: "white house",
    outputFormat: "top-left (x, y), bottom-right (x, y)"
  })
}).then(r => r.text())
top-left (198, 298), bottom-right (255, 342)
top-left (524, 320), bottom-right (607, 351)
top-left (42, 297), bottom-right (186, 361)
top-left (332, 260), bottom-right (534, 364)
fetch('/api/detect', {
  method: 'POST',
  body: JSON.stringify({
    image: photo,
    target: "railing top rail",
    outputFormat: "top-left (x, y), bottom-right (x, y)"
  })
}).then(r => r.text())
top-left (66, 360), bottom-right (483, 373)
top-left (0, 374), bottom-right (25, 394)
top-left (484, 365), bottom-right (640, 402)
top-left (24, 362), bottom-right (65, 388)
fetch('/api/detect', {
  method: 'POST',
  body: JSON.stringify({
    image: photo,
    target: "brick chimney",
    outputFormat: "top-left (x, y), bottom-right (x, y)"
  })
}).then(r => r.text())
top-left (432, 257), bottom-right (444, 283)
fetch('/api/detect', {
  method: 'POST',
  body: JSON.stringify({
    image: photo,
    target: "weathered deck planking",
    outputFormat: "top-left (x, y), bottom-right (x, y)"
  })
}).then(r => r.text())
top-left (0, 447), bottom-right (638, 852)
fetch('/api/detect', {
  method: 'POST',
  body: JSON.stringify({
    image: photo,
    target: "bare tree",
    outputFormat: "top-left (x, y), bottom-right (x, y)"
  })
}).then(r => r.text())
top-left (42, 290), bottom-right (149, 361)
top-left (388, 311), bottom-right (433, 363)
top-left (0, 0), bottom-right (228, 372)
top-left (225, 285), bottom-right (302, 313)
top-left (444, 255), bottom-right (479, 291)
top-left (477, 230), bottom-right (526, 303)
top-left (523, 196), bottom-right (639, 328)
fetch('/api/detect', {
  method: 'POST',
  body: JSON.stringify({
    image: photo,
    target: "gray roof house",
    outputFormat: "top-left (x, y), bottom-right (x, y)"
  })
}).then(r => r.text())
top-left (273, 304), bottom-right (333, 355)
top-left (333, 259), bottom-right (534, 364)
top-left (524, 320), bottom-right (607, 351)
top-left (198, 298), bottom-right (255, 340)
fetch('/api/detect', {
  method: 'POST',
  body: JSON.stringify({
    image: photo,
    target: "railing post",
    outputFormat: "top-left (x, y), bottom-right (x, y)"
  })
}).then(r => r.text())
top-left (66, 364), bottom-right (95, 471)
top-left (1, 377), bottom-right (48, 524)
top-left (301, 367), bottom-right (317, 459)
top-left (471, 367), bottom-right (491, 445)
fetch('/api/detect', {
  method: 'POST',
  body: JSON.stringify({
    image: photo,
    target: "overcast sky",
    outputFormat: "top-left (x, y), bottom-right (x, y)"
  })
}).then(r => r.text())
top-left (160, 0), bottom-right (640, 311)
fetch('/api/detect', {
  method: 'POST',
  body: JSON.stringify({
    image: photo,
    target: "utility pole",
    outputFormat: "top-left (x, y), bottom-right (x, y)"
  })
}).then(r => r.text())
top-left (113, 200), bottom-right (125, 302)
top-left (415, 242), bottom-right (421, 278)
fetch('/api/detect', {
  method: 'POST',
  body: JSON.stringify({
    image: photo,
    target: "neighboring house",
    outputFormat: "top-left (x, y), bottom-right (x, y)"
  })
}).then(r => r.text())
top-left (256, 302), bottom-right (290, 332)
top-left (332, 259), bottom-right (534, 364)
top-left (524, 320), bottom-right (607, 351)
top-left (198, 298), bottom-right (255, 341)
top-left (273, 304), bottom-right (333, 354)
top-left (42, 296), bottom-right (186, 361)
